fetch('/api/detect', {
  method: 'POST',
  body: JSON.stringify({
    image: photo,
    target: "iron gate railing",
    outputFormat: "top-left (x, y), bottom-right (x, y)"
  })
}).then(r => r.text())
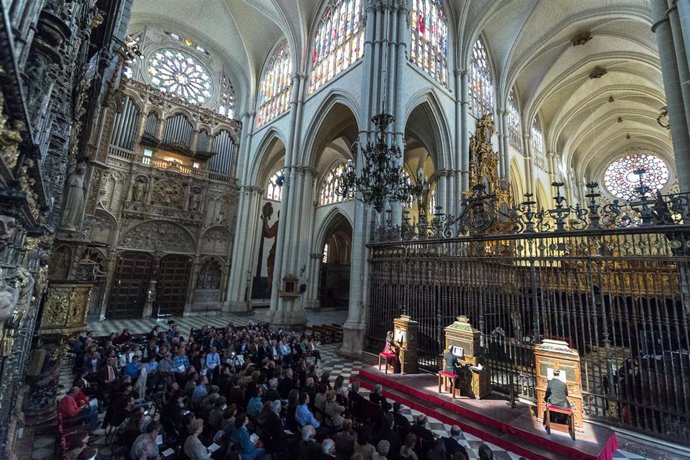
top-left (366, 227), bottom-right (690, 443)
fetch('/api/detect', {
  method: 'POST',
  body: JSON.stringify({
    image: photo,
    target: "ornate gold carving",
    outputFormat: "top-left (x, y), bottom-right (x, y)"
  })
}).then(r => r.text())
top-left (39, 283), bottom-right (92, 335)
top-left (466, 114), bottom-right (513, 234)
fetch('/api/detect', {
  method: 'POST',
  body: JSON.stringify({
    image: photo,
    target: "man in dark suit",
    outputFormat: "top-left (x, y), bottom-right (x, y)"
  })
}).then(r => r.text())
top-left (392, 402), bottom-right (411, 442)
top-left (369, 384), bottom-right (391, 411)
top-left (409, 414), bottom-right (434, 459)
top-left (444, 349), bottom-right (459, 374)
top-left (545, 369), bottom-right (570, 424)
top-left (442, 425), bottom-right (469, 459)
top-left (546, 369), bottom-right (569, 408)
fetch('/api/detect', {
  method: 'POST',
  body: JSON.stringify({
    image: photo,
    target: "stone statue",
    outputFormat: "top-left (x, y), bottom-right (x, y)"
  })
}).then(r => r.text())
top-left (61, 162), bottom-right (87, 230)
top-left (189, 188), bottom-right (201, 211)
top-left (0, 269), bottom-right (18, 323)
top-left (0, 215), bottom-right (17, 252)
top-left (133, 179), bottom-right (147, 202)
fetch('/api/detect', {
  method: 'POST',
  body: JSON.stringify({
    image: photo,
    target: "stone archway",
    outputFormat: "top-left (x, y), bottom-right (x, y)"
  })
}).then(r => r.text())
top-left (318, 213), bottom-right (352, 309)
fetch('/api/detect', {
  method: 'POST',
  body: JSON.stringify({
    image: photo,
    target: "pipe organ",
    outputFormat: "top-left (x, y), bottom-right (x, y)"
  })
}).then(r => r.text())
top-left (144, 111), bottom-right (158, 139)
top-left (162, 113), bottom-right (194, 148)
top-left (197, 129), bottom-right (210, 153)
top-left (208, 129), bottom-right (234, 175)
top-left (110, 95), bottom-right (140, 150)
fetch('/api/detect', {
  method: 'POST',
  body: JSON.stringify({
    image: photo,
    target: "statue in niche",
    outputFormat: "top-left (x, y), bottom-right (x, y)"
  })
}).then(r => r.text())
top-left (0, 215), bottom-right (17, 253)
top-left (189, 188), bottom-right (202, 211)
top-left (133, 178), bottom-right (147, 202)
top-left (61, 162), bottom-right (87, 230)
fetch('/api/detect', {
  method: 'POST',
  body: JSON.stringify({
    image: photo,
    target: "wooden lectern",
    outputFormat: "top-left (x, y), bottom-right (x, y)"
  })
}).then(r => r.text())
top-left (535, 339), bottom-right (583, 429)
top-left (444, 315), bottom-right (490, 399)
top-left (392, 315), bottom-right (418, 374)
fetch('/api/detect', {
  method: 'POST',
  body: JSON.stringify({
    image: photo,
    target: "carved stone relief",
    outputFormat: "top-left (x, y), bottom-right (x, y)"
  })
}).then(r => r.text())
top-left (99, 169), bottom-right (125, 213)
top-left (152, 179), bottom-right (184, 208)
top-left (48, 246), bottom-right (72, 280)
top-left (132, 176), bottom-right (148, 202)
top-left (200, 227), bottom-right (230, 254)
top-left (75, 248), bottom-right (106, 281)
top-left (119, 221), bottom-right (195, 253)
top-left (85, 213), bottom-right (114, 245)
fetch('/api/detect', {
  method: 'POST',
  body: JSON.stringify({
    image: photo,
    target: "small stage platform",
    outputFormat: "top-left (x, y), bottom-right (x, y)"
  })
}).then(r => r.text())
top-left (352, 366), bottom-right (619, 460)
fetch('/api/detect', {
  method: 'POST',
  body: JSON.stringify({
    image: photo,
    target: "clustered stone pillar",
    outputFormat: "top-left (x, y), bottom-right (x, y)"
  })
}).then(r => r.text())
top-left (651, 0), bottom-right (690, 193)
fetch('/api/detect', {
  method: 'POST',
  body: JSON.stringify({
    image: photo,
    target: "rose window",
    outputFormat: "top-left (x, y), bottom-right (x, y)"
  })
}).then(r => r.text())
top-left (147, 49), bottom-right (211, 104)
top-left (603, 152), bottom-right (669, 200)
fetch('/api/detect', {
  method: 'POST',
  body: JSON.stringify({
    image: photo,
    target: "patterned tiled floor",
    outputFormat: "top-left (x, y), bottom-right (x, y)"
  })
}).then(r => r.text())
top-left (30, 310), bottom-right (685, 460)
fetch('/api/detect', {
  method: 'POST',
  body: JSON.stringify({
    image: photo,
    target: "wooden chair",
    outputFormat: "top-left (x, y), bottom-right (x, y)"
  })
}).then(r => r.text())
top-left (545, 404), bottom-right (575, 440)
top-left (378, 352), bottom-right (396, 374)
top-left (437, 370), bottom-right (460, 399)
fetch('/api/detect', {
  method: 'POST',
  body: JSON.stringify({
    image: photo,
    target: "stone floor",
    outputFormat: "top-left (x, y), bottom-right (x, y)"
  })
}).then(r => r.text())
top-left (24, 309), bottom-right (689, 460)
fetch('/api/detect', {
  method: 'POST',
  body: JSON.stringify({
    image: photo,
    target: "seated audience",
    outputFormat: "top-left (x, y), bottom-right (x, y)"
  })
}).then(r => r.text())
top-left (409, 415), bottom-right (433, 459)
top-left (230, 413), bottom-right (266, 460)
top-left (59, 387), bottom-right (99, 432)
top-left (353, 428), bottom-right (376, 460)
top-left (442, 425), bottom-right (469, 460)
top-left (478, 444), bottom-right (494, 460)
top-left (297, 425), bottom-right (321, 460)
top-left (333, 419), bottom-right (356, 457)
top-left (399, 433), bottom-right (418, 460)
top-left (184, 418), bottom-right (211, 460)
top-left (373, 440), bottom-right (390, 460)
top-left (65, 431), bottom-right (90, 460)
top-left (130, 421), bottom-right (161, 460)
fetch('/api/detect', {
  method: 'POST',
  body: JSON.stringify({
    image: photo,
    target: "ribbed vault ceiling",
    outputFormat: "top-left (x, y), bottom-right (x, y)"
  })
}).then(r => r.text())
top-left (129, 0), bottom-right (669, 185)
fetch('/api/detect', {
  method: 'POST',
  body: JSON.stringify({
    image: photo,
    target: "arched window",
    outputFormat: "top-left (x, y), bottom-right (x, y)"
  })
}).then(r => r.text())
top-left (508, 87), bottom-right (522, 153)
top-left (322, 243), bottom-right (329, 263)
top-left (319, 163), bottom-right (347, 206)
top-left (410, 0), bottom-right (448, 86)
top-left (468, 38), bottom-right (495, 117)
top-left (266, 170), bottom-right (284, 201)
top-left (531, 117), bottom-right (546, 171)
top-left (218, 74), bottom-right (236, 119)
top-left (309, 0), bottom-right (364, 94)
top-left (147, 49), bottom-right (212, 105)
top-left (604, 152), bottom-right (669, 200)
top-left (257, 40), bottom-right (293, 128)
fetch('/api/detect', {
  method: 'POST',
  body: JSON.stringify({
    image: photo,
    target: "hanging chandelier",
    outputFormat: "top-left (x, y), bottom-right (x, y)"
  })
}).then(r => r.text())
top-left (336, 113), bottom-right (422, 213)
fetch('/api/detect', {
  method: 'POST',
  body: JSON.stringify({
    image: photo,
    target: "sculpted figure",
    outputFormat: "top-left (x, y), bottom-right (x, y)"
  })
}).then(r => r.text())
top-left (0, 269), bottom-right (18, 323)
top-left (61, 162), bottom-right (87, 230)
top-left (0, 215), bottom-right (17, 252)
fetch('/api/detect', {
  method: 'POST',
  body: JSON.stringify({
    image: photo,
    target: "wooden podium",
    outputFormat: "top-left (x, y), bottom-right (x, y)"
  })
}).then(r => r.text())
top-left (444, 315), bottom-right (490, 399)
top-left (535, 339), bottom-right (583, 429)
top-left (393, 315), bottom-right (418, 374)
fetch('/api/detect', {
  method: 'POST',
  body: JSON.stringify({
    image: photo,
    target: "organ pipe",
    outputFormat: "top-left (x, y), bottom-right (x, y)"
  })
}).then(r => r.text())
top-left (110, 96), bottom-right (140, 150)
top-left (144, 112), bottom-right (158, 137)
top-left (162, 113), bottom-right (193, 147)
top-left (197, 130), bottom-right (209, 152)
top-left (208, 130), bottom-right (233, 174)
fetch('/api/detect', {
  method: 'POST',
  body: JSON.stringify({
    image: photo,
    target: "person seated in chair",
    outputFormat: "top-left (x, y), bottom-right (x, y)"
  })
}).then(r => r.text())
top-left (545, 369), bottom-right (570, 425)
top-left (369, 384), bottom-right (391, 411)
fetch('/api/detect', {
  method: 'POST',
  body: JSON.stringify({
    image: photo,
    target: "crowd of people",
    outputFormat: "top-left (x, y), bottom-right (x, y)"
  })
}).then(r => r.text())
top-left (59, 320), bottom-right (500, 460)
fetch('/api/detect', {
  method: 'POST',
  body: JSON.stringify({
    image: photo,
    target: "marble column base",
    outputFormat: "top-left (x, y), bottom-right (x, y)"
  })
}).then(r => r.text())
top-left (268, 308), bottom-right (307, 330)
top-left (223, 300), bottom-right (251, 313)
top-left (340, 322), bottom-right (367, 358)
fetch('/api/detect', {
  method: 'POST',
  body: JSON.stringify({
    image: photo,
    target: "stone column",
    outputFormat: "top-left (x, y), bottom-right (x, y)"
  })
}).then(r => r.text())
top-left (667, 2), bottom-right (690, 136)
top-left (499, 109), bottom-right (510, 178)
top-left (224, 185), bottom-right (261, 312)
top-left (523, 134), bottom-right (534, 194)
top-left (459, 69), bottom-right (470, 210)
top-left (652, 0), bottom-right (690, 192)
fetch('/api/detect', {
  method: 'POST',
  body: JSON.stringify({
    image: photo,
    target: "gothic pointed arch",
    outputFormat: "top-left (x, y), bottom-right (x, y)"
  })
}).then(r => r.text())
top-left (404, 91), bottom-right (453, 171)
top-left (302, 94), bottom-right (359, 169)
top-left (247, 128), bottom-right (288, 186)
top-left (118, 220), bottom-right (196, 253)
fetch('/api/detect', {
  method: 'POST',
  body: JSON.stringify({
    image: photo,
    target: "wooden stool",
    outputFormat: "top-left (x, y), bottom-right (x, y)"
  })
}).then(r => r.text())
top-left (378, 352), bottom-right (396, 374)
top-left (438, 370), bottom-right (459, 398)
top-left (545, 405), bottom-right (575, 440)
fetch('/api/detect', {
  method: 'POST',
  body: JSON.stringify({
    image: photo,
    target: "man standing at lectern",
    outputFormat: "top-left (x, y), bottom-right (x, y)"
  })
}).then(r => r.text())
top-left (546, 369), bottom-right (569, 424)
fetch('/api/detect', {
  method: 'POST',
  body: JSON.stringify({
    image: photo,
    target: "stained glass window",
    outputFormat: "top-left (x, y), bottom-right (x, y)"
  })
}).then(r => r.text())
top-left (309, 0), bottom-right (364, 94)
top-left (257, 41), bottom-right (293, 127)
top-left (468, 38), bottom-right (495, 117)
top-left (508, 88), bottom-right (522, 152)
top-left (218, 74), bottom-right (236, 119)
top-left (530, 117), bottom-right (546, 171)
top-left (322, 243), bottom-right (329, 263)
top-left (147, 49), bottom-right (212, 105)
top-left (266, 170), bottom-right (284, 201)
top-left (410, 0), bottom-right (448, 86)
top-left (319, 163), bottom-right (347, 205)
top-left (604, 152), bottom-right (669, 200)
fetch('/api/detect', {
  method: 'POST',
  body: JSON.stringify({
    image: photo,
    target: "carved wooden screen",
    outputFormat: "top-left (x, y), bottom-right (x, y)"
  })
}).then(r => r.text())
top-left (107, 251), bottom-right (154, 319)
top-left (156, 254), bottom-right (191, 316)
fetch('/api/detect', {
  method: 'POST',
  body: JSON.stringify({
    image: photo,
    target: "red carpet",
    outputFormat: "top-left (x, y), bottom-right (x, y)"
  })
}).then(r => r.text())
top-left (353, 366), bottom-right (618, 460)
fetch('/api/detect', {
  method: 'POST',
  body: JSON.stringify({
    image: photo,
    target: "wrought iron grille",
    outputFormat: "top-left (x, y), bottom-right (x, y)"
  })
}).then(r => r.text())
top-left (366, 227), bottom-right (690, 443)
